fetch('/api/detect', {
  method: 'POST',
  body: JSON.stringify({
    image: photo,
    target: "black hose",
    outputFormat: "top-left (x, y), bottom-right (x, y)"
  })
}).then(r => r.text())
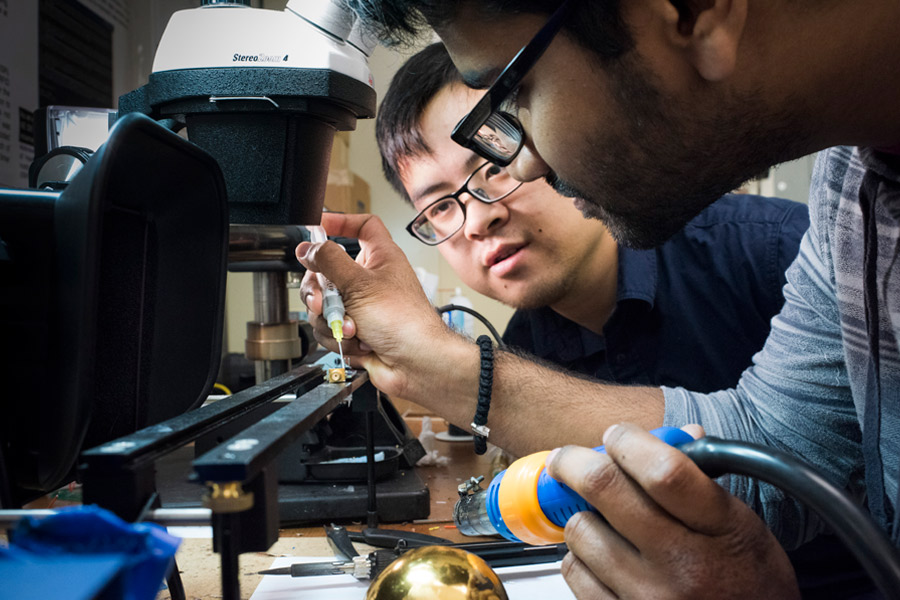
top-left (437, 304), bottom-right (507, 349)
top-left (680, 437), bottom-right (900, 599)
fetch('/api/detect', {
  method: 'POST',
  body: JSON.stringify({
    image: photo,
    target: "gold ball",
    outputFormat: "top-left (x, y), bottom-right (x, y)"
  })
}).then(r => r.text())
top-left (367, 545), bottom-right (509, 600)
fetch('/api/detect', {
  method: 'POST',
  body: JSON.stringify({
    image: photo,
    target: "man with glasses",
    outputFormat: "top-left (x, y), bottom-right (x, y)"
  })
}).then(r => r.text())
top-left (382, 43), bottom-right (809, 400)
top-left (374, 43), bottom-right (869, 598)
top-left (298, 1), bottom-right (900, 597)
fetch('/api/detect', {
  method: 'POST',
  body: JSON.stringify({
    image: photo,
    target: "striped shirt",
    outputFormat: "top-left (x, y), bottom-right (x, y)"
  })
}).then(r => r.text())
top-left (665, 145), bottom-right (900, 549)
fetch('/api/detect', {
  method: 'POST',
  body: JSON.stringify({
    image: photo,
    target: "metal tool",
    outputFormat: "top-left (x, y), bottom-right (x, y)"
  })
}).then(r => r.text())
top-left (349, 526), bottom-right (570, 568)
top-left (258, 525), bottom-right (568, 581)
top-left (347, 527), bottom-right (452, 548)
top-left (258, 549), bottom-right (400, 579)
top-left (325, 524), bottom-right (360, 561)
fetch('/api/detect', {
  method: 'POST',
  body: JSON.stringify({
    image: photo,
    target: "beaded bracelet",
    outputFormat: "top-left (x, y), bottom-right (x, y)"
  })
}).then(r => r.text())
top-left (471, 335), bottom-right (494, 455)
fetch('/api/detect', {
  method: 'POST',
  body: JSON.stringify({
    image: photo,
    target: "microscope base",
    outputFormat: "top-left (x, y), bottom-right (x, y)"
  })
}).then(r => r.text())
top-left (275, 469), bottom-right (430, 526)
top-left (156, 445), bottom-right (430, 526)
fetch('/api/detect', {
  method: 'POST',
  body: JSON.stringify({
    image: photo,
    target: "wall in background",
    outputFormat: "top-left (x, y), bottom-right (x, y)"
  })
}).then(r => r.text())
top-left (761, 155), bottom-right (816, 204)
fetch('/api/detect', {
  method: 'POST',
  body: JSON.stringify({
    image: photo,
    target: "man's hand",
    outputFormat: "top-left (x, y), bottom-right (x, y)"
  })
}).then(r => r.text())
top-left (546, 423), bottom-right (800, 599)
top-left (296, 212), bottom-right (468, 401)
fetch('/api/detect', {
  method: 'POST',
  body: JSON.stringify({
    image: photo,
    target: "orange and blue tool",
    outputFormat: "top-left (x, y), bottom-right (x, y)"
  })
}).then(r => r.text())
top-left (453, 426), bottom-right (694, 546)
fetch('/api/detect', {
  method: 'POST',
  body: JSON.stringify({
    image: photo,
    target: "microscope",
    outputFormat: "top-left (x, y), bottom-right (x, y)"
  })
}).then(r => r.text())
top-left (1, 2), bottom-right (425, 597)
top-left (119, 0), bottom-right (374, 384)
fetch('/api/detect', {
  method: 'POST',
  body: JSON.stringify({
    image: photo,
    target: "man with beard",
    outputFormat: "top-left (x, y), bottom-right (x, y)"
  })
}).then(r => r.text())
top-left (297, 1), bottom-right (900, 597)
top-left (381, 43), bottom-right (808, 397)
top-left (377, 47), bottom-right (871, 596)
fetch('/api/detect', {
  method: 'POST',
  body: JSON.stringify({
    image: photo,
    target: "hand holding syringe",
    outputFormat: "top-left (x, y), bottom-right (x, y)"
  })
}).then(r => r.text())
top-left (308, 226), bottom-right (346, 368)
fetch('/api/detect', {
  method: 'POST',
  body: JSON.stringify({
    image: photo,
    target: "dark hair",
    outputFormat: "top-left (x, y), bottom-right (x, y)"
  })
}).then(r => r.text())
top-left (375, 43), bottom-right (464, 203)
top-left (344, 0), bottom-right (634, 61)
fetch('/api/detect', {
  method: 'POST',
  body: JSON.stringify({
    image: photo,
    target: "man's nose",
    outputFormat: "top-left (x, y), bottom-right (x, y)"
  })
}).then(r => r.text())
top-left (462, 196), bottom-right (510, 240)
top-left (505, 139), bottom-right (550, 183)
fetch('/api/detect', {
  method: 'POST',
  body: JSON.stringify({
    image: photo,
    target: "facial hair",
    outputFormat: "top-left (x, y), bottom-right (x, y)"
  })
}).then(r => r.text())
top-left (499, 259), bottom-right (579, 311)
top-left (551, 52), bottom-right (812, 250)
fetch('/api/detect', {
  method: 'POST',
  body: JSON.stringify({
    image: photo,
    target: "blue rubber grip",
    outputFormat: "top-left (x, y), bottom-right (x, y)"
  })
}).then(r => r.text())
top-left (534, 426), bottom-right (695, 528)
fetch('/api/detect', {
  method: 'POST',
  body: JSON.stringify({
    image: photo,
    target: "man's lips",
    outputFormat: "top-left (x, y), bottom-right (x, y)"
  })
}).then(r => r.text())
top-left (484, 243), bottom-right (526, 268)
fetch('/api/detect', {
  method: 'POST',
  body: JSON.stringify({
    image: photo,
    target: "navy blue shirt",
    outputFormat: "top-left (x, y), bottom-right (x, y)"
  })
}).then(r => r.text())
top-left (502, 193), bottom-right (810, 393)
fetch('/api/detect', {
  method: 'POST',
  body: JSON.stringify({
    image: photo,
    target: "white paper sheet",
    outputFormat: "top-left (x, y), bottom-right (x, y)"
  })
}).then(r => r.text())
top-left (250, 555), bottom-right (576, 600)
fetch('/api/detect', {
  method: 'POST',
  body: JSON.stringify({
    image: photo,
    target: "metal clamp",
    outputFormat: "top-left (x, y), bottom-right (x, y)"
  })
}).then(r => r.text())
top-left (203, 481), bottom-right (254, 513)
top-left (470, 422), bottom-right (490, 438)
top-left (457, 475), bottom-right (485, 498)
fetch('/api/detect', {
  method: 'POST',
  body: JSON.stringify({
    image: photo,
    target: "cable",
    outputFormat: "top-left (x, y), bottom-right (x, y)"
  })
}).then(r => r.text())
top-left (213, 383), bottom-right (233, 396)
top-left (680, 437), bottom-right (900, 599)
top-left (437, 304), bottom-right (507, 349)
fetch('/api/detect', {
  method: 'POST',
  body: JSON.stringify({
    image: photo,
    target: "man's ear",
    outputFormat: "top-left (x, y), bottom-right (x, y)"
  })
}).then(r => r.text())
top-left (657, 0), bottom-right (748, 82)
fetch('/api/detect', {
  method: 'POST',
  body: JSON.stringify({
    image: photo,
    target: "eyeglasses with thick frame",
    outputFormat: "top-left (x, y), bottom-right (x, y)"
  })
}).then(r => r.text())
top-left (406, 161), bottom-right (523, 246)
top-left (450, 0), bottom-right (577, 166)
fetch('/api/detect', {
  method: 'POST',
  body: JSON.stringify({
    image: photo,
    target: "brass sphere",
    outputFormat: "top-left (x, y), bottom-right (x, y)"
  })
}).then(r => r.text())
top-left (367, 545), bottom-right (509, 600)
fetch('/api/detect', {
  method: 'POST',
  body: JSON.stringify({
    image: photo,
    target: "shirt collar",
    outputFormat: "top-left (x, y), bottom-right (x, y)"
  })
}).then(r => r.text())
top-left (616, 246), bottom-right (657, 309)
top-left (524, 246), bottom-right (657, 359)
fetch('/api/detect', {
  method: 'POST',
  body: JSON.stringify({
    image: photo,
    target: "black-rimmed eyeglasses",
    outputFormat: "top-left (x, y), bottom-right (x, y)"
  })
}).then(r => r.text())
top-left (406, 161), bottom-right (523, 245)
top-left (450, 0), bottom-right (577, 166)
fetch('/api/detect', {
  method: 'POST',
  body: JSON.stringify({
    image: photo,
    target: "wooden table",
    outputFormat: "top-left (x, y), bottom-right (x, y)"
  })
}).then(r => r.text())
top-left (158, 418), bottom-right (502, 599)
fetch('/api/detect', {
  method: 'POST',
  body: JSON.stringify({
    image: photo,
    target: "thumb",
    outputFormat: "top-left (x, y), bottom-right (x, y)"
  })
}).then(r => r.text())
top-left (295, 239), bottom-right (362, 290)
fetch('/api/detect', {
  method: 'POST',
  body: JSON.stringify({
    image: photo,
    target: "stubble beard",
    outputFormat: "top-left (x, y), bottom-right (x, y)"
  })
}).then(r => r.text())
top-left (505, 274), bottom-right (574, 310)
top-left (549, 53), bottom-right (812, 250)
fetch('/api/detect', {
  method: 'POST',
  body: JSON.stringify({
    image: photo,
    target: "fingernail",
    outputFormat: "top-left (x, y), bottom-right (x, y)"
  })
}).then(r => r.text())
top-left (296, 242), bottom-right (311, 261)
top-left (545, 447), bottom-right (561, 467)
top-left (303, 293), bottom-right (313, 308)
top-left (602, 424), bottom-right (619, 445)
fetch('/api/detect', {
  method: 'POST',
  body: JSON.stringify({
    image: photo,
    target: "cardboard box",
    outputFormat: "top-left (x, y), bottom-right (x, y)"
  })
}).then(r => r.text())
top-left (330, 132), bottom-right (351, 171)
top-left (323, 130), bottom-right (371, 214)
top-left (350, 172), bottom-right (370, 214)
top-left (324, 169), bottom-right (371, 214)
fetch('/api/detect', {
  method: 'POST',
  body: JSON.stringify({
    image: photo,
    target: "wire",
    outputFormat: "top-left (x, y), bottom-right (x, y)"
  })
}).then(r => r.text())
top-left (437, 304), bottom-right (507, 349)
top-left (680, 437), bottom-right (900, 599)
top-left (213, 383), bottom-right (233, 396)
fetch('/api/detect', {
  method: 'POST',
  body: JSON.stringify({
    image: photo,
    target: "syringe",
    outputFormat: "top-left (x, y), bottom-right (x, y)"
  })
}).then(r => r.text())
top-left (308, 226), bottom-right (346, 367)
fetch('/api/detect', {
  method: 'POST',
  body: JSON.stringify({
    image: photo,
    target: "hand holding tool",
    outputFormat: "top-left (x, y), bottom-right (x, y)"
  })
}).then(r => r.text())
top-left (453, 426), bottom-right (694, 545)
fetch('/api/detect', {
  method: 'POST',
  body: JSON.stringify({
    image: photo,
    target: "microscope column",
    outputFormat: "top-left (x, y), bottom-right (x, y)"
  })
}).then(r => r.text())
top-left (246, 271), bottom-right (301, 383)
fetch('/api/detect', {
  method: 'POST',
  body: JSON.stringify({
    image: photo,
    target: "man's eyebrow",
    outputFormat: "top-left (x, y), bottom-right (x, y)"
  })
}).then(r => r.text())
top-left (460, 68), bottom-right (501, 90)
top-left (410, 182), bottom-right (445, 205)
top-left (410, 154), bottom-right (484, 206)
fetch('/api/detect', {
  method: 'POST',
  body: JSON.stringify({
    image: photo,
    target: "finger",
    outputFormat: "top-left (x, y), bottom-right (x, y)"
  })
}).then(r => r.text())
top-left (297, 239), bottom-right (366, 292)
top-left (342, 315), bottom-right (358, 339)
top-left (546, 445), bottom-right (675, 552)
top-left (299, 271), bottom-right (322, 315)
top-left (563, 511), bottom-right (643, 596)
top-left (320, 212), bottom-right (389, 242)
top-left (302, 289), bottom-right (321, 315)
top-left (344, 354), bottom-right (367, 370)
top-left (560, 551), bottom-right (616, 600)
top-left (681, 423), bottom-right (704, 440)
top-left (310, 317), bottom-right (368, 355)
top-left (308, 308), bottom-right (357, 341)
top-left (602, 423), bottom-right (732, 536)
